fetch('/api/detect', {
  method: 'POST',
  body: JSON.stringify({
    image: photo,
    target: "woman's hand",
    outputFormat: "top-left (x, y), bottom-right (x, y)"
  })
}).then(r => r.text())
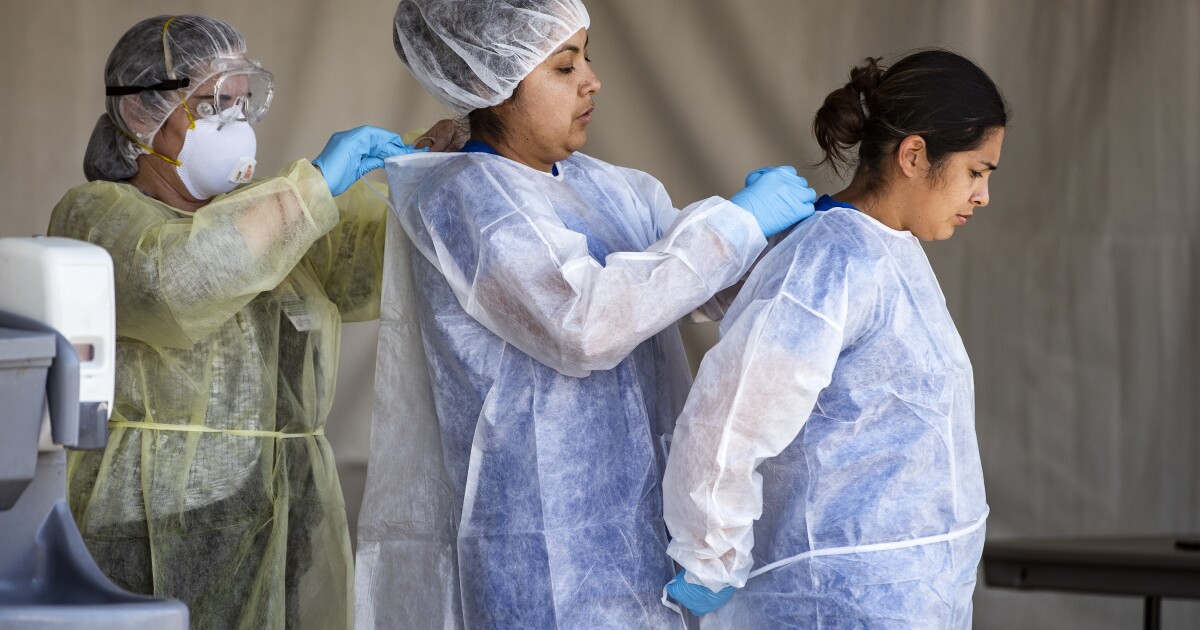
top-left (730, 166), bottom-right (817, 237)
top-left (666, 570), bottom-right (736, 616)
top-left (314, 126), bottom-right (425, 196)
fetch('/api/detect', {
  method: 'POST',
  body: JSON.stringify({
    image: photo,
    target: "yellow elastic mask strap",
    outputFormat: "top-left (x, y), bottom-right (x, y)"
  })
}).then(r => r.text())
top-left (161, 16), bottom-right (196, 131)
top-left (178, 98), bottom-right (198, 130)
top-left (117, 126), bottom-right (181, 167)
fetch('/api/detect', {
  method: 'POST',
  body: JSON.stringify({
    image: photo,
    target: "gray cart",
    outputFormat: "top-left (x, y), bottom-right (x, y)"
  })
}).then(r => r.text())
top-left (0, 316), bottom-right (187, 629)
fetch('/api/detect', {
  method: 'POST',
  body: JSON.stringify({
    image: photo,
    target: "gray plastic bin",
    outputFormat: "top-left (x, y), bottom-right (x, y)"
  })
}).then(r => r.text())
top-left (0, 323), bottom-right (187, 628)
top-left (0, 329), bottom-right (52, 510)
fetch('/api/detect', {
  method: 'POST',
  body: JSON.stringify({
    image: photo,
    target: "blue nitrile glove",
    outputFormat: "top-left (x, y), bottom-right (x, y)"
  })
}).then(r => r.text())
top-left (666, 570), bottom-right (735, 616)
top-left (730, 165), bottom-right (817, 237)
top-left (313, 125), bottom-right (426, 196)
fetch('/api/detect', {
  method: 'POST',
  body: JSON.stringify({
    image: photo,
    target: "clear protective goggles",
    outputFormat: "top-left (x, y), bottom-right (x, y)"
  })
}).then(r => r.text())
top-left (187, 62), bottom-right (275, 124)
top-left (104, 16), bottom-right (275, 127)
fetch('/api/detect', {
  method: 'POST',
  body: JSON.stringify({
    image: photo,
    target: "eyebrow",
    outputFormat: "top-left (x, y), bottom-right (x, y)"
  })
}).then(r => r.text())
top-left (552, 36), bottom-right (589, 56)
top-left (980, 161), bottom-right (998, 171)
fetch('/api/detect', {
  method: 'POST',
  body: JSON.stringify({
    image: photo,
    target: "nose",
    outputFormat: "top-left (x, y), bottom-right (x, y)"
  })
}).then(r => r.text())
top-left (581, 61), bottom-right (601, 97)
top-left (973, 183), bottom-right (990, 207)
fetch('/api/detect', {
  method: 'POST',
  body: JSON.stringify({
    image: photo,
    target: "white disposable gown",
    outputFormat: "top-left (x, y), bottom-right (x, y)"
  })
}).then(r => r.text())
top-left (356, 151), bottom-right (765, 629)
top-left (663, 204), bottom-right (987, 629)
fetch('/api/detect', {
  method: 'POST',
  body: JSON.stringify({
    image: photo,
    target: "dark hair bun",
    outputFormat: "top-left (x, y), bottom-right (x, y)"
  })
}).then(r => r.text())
top-left (813, 57), bottom-right (884, 175)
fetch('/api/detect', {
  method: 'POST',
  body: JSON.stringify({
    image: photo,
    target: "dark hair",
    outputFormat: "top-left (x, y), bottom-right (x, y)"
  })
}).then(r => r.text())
top-left (467, 81), bottom-right (521, 146)
top-left (813, 49), bottom-right (1009, 189)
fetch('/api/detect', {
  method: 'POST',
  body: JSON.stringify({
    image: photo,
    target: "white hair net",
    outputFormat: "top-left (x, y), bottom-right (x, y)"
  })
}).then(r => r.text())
top-left (392, 0), bottom-right (590, 115)
top-left (84, 15), bottom-right (254, 182)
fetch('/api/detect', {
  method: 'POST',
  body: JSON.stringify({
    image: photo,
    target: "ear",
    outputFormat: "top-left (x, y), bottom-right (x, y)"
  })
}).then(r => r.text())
top-left (117, 97), bottom-right (153, 141)
top-left (895, 134), bottom-right (927, 179)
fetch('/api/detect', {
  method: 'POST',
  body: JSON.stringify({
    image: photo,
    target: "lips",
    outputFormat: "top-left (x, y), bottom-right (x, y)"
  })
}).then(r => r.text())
top-left (955, 213), bottom-right (972, 226)
top-left (577, 105), bottom-right (594, 123)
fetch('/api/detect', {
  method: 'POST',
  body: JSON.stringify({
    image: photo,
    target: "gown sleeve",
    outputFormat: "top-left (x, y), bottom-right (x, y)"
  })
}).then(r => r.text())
top-left (662, 225), bottom-right (866, 591)
top-left (302, 179), bottom-right (389, 322)
top-left (47, 159), bottom-right (339, 348)
top-left (412, 158), bottom-right (768, 377)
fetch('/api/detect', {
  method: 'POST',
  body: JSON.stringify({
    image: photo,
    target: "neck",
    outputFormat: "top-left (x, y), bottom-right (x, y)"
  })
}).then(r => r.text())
top-left (479, 132), bottom-right (557, 174)
top-left (496, 143), bottom-right (557, 173)
top-left (128, 155), bottom-right (209, 212)
top-left (833, 171), bottom-right (906, 232)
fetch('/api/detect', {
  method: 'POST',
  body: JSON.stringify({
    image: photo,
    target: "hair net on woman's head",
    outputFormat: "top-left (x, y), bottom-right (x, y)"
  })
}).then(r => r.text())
top-left (393, 0), bottom-right (590, 115)
top-left (84, 15), bottom-right (248, 182)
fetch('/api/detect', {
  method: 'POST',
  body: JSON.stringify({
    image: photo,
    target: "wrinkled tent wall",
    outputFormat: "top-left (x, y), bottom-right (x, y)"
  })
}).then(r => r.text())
top-left (3, 1), bottom-right (1197, 627)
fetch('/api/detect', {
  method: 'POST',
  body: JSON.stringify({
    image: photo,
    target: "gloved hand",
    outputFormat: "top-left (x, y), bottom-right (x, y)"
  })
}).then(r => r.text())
top-left (313, 125), bottom-right (426, 196)
top-left (730, 165), bottom-right (817, 238)
top-left (666, 570), bottom-right (735, 616)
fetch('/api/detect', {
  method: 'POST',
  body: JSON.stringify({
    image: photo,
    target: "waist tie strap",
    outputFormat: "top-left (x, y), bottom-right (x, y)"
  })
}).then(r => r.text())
top-left (108, 420), bottom-right (324, 439)
top-left (748, 509), bottom-right (990, 581)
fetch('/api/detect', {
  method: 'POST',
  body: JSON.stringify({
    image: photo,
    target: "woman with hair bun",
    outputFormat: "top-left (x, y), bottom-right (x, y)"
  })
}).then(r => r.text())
top-left (661, 49), bottom-right (1009, 627)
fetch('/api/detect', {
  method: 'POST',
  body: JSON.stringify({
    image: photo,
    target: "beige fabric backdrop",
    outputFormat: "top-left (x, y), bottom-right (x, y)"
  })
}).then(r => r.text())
top-left (3, 1), bottom-right (1198, 627)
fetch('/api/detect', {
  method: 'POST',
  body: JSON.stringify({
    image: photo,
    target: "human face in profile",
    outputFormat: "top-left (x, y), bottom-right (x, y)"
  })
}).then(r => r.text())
top-left (905, 128), bottom-right (1004, 241)
top-left (491, 28), bottom-right (600, 172)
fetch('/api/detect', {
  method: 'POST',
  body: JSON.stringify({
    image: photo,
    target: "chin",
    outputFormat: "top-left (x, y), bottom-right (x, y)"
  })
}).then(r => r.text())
top-left (548, 148), bottom-right (576, 164)
top-left (916, 227), bottom-right (954, 242)
top-left (925, 227), bottom-right (951, 241)
top-left (565, 131), bottom-right (588, 154)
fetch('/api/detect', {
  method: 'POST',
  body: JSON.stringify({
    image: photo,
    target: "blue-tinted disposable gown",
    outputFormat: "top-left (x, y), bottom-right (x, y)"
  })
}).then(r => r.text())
top-left (50, 161), bottom-right (386, 630)
top-left (663, 199), bottom-right (987, 629)
top-left (356, 148), bottom-right (765, 629)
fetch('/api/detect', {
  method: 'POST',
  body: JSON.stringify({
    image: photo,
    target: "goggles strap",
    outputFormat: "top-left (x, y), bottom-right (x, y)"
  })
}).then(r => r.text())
top-left (104, 78), bottom-right (191, 96)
